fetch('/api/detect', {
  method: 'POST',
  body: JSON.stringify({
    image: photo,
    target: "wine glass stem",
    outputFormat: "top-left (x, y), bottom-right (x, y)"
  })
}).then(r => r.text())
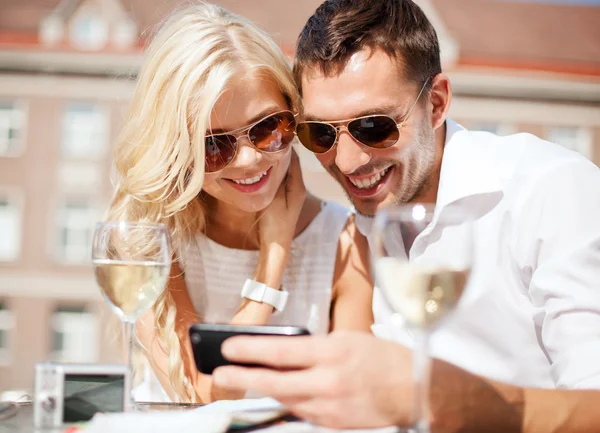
top-left (413, 330), bottom-right (431, 433)
top-left (123, 320), bottom-right (135, 409)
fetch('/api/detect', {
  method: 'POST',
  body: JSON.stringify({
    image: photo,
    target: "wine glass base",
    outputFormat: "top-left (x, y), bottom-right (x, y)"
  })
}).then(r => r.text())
top-left (127, 400), bottom-right (151, 412)
top-left (407, 420), bottom-right (431, 433)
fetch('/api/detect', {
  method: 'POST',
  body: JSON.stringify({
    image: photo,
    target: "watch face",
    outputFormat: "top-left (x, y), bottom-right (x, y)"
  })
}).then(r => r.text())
top-left (63, 374), bottom-right (125, 423)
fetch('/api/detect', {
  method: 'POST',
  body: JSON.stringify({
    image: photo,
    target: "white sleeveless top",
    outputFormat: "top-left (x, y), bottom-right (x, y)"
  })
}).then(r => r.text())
top-left (133, 201), bottom-right (351, 402)
top-left (180, 201), bottom-right (350, 335)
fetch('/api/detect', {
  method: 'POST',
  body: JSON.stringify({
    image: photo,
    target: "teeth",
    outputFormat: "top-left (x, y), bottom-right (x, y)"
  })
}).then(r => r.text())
top-left (232, 171), bottom-right (267, 185)
top-left (350, 167), bottom-right (389, 189)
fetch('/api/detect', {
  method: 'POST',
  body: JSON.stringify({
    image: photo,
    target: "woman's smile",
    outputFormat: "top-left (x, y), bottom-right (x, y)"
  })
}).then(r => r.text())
top-left (223, 167), bottom-right (273, 193)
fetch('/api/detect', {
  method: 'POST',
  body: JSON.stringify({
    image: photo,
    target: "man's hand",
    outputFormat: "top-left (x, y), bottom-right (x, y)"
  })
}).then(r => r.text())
top-left (213, 331), bottom-right (413, 429)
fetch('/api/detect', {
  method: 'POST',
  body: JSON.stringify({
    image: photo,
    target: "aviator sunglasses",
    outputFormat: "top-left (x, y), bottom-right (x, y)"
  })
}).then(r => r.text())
top-left (295, 79), bottom-right (429, 154)
top-left (204, 110), bottom-right (296, 173)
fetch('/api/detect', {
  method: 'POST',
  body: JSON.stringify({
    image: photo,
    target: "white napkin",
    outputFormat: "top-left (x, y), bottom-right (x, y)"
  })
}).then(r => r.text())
top-left (196, 397), bottom-right (284, 413)
top-left (83, 398), bottom-right (285, 433)
top-left (83, 408), bottom-right (232, 433)
top-left (198, 397), bottom-right (289, 428)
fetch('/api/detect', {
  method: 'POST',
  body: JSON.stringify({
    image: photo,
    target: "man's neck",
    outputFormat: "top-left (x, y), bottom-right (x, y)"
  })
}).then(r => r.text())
top-left (411, 121), bottom-right (447, 204)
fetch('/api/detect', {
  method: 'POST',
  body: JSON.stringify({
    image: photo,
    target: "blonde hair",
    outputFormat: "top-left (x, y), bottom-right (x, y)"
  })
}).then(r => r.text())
top-left (107, 2), bottom-right (300, 402)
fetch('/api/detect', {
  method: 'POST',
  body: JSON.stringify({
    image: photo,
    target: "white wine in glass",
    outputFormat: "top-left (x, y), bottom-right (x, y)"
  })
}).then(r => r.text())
top-left (372, 204), bottom-right (473, 433)
top-left (374, 261), bottom-right (470, 329)
top-left (92, 222), bottom-right (171, 409)
top-left (94, 260), bottom-right (169, 320)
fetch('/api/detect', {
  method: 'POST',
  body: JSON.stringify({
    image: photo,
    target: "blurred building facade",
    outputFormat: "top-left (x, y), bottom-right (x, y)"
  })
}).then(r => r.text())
top-left (0, 0), bottom-right (599, 395)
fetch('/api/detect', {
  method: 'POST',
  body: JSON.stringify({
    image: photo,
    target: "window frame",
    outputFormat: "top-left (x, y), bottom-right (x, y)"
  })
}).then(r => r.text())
top-left (52, 198), bottom-right (100, 265)
top-left (50, 306), bottom-right (98, 363)
top-left (0, 301), bottom-right (14, 366)
top-left (469, 121), bottom-right (516, 137)
top-left (0, 188), bottom-right (24, 263)
top-left (0, 99), bottom-right (28, 158)
top-left (546, 126), bottom-right (593, 159)
top-left (60, 101), bottom-right (109, 161)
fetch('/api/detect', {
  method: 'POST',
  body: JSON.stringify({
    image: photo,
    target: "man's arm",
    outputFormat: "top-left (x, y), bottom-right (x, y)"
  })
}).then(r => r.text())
top-left (514, 159), bottom-right (600, 388)
top-left (431, 358), bottom-right (598, 433)
top-left (213, 332), bottom-right (600, 432)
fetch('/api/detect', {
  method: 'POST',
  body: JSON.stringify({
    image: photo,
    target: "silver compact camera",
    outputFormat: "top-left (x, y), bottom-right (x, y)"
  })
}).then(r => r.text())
top-left (34, 362), bottom-right (130, 429)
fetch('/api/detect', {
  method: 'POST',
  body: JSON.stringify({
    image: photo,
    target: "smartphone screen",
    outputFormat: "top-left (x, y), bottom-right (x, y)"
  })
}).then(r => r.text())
top-left (189, 324), bottom-right (310, 375)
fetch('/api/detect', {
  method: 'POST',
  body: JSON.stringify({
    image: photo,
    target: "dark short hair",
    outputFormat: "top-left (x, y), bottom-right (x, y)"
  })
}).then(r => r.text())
top-left (293, 0), bottom-right (441, 93)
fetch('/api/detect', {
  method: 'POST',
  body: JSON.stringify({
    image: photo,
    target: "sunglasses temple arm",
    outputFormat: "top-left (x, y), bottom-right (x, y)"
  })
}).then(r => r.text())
top-left (398, 78), bottom-right (430, 127)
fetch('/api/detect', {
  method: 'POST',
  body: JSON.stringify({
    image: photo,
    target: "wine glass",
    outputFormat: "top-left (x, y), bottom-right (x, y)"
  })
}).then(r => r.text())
top-left (92, 222), bottom-right (171, 409)
top-left (372, 204), bottom-right (473, 433)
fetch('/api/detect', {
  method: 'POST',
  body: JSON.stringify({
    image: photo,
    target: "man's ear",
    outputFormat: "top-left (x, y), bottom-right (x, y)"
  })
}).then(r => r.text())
top-left (428, 73), bottom-right (452, 130)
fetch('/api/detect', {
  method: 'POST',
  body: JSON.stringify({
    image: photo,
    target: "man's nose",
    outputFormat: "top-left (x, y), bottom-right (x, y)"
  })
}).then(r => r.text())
top-left (334, 131), bottom-right (372, 175)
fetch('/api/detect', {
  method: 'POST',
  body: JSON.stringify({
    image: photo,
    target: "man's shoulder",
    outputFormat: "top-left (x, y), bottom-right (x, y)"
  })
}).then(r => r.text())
top-left (465, 129), bottom-right (598, 188)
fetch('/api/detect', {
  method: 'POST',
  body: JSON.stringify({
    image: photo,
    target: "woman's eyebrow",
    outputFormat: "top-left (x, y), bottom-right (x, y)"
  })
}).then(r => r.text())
top-left (207, 106), bottom-right (283, 134)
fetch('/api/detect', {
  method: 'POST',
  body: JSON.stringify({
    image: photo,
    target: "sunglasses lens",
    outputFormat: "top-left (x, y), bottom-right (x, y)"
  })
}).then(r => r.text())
top-left (348, 116), bottom-right (399, 148)
top-left (296, 122), bottom-right (338, 154)
top-left (205, 135), bottom-right (236, 172)
top-left (249, 111), bottom-right (296, 152)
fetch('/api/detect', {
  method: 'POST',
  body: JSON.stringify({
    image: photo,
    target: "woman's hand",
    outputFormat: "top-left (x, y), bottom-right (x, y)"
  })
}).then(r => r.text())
top-left (257, 150), bottom-right (307, 251)
top-left (231, 150), bottom-right (307, 325)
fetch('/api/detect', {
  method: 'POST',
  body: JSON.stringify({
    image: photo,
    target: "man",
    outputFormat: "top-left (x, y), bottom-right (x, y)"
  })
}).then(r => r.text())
top-left (214, 0), bottom-right (600, 429)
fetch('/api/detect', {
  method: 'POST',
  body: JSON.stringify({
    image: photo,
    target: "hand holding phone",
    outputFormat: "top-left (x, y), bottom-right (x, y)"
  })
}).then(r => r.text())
top-left (189, 324), bottom-right (310, 375)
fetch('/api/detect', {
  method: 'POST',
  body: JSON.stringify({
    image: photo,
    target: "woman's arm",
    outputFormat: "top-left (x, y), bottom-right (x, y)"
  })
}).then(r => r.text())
top-left (137, 152), bottom-right (308, 402)
top-left (330, 216), bottom-right (374, 332)
top-left (230, 243), bottom-right (289, 325)
top-left (232, 150), bottom-right (308, 325)
top-left (136, 262), bottom-right (210, 402)
top-left (137, 248), bottom-right (291, 403)
top-left (137, 262), bottom-right (249, 402)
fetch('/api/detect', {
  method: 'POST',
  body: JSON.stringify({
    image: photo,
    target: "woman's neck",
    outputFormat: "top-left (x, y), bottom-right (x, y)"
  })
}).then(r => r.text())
top-left (203, 195), bottom-right (261, 250)
top-left (201, 193), bottom-right (323, 251)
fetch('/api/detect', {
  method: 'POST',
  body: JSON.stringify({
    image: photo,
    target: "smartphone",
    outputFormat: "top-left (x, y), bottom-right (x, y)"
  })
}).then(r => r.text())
top-left (188, 323), bottom-right (310, 375)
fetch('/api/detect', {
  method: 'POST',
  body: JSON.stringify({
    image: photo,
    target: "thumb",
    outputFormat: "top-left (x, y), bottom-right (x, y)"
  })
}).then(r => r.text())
top-left (286, 149), bottom-right (304, 191)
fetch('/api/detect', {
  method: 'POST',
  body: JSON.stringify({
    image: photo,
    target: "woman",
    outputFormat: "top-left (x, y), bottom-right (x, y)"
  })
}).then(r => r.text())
top-left (107, 3), bottom-right (373, 403)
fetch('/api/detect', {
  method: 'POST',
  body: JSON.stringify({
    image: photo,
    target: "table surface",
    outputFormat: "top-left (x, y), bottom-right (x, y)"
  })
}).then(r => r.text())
top-left (2, 403), bottom-right (403, 433)
top-left (2, 403), bottom-right (201, 433)
top-left (1, 403), bottom-right (47, 433)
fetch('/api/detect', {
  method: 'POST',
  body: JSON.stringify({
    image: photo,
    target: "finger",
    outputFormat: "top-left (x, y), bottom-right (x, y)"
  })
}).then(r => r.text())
top-left (280, 398), bottom-right (352, 429)
top-left (284, 151), bottom-right (306, 206)
top-left (281, 150), bottom-right (297, 202)
top-left (221, 335), bottom-right (328, 368)
top-left (287, 149), bottom-right (304, 185)
top-left (213, 365), bottom-right (331, 398)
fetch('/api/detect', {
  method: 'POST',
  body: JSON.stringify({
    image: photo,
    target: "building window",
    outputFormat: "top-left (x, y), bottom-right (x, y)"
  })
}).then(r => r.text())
top-left (0, 102), bottom-right (25, 156)
top-left (112, 17), bottom-right (138, 49)
top-left (0, 196), bottom-right (21, 261)
top-left (470, 122), bottom-right (514, 136)
top-left (61, 103), bottom-right (108, 159)
top-left (70, 12), bottom-right (109, 50)
top-left (55, 201), bottom-right (97, 263)
top-left (547, 127), bottom-right (592, 159)
top-left (51, 306), bottom-right (98, 363)
top-left (0, 301), bottom-right (14, 365)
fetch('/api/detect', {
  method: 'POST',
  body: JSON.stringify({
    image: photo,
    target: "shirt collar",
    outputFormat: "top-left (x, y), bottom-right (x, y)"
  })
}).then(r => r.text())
top-left (436, 119), bottom-right (504, 211)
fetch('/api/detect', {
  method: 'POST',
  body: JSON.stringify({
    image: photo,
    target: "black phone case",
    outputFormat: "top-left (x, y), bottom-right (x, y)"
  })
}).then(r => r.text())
top-left (189, 324), bottom-right (310, 375)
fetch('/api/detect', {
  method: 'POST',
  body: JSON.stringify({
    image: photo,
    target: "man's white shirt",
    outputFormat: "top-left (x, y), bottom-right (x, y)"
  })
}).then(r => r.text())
top-left (357, 118), bottom-right (600, 389)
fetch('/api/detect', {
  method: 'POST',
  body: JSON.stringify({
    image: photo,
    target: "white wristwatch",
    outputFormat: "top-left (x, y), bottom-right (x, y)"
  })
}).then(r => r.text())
top-left (241, 279), bottom-right (289, 312)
